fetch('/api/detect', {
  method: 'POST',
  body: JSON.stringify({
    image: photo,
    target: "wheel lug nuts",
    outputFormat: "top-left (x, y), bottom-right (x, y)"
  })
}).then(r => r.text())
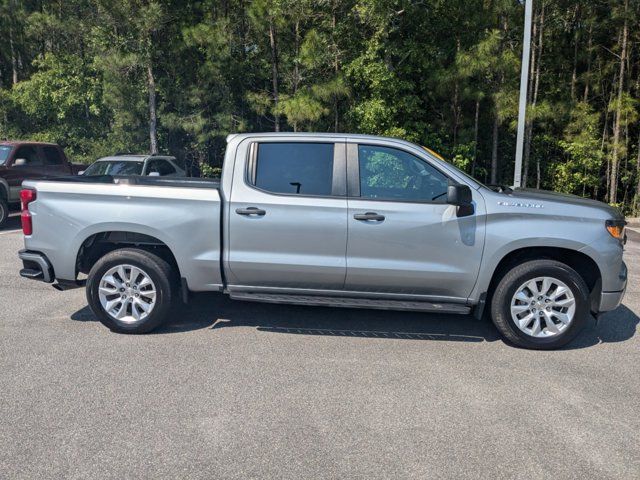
top-left (126, 283), bottom-right (130, 287)
top-left (532, 308), bottom-right (536, 312)
top-left (135, 293), bottom-right (139, 298)
top-left (120, 288), bottom-right (125, 292)
top-left (537, 296), bottom-right (543, 300)
top-left (546, 306), bottom-right (551, 311)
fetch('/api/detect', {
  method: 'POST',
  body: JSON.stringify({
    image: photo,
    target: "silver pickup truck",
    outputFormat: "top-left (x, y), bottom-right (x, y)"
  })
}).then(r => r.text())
top-left (17, 133), bottom-right (627, 349)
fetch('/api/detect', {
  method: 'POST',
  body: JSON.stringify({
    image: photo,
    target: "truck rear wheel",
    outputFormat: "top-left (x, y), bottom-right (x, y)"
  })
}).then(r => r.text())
top-left (490, 259), bottom-right (590, 350)
top-left (0, 198), bottom-right (8, 228)
top-left (86, 248), bottom-right (174, 333)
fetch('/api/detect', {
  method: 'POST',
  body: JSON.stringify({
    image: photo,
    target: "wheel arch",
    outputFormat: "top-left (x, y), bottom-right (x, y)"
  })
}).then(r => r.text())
top-left (76, 230), bottom-right (181, 281)
top-left (0, 179), bottom-right (8, 201)
top-left (484, 246), bottom-right (602, 314)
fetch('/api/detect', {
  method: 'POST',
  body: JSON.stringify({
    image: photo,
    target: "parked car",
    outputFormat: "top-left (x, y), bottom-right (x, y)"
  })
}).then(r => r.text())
top-left (81, 154), bottom-right (186, 177)
top-left (0, 141), bottom-right (82, 227)
top-left (17, 133), bottom-right (627, 349)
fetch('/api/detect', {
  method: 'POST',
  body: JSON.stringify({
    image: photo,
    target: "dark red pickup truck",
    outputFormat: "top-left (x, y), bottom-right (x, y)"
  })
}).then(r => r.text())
top-left (0, 141), bottom-right (83, 227)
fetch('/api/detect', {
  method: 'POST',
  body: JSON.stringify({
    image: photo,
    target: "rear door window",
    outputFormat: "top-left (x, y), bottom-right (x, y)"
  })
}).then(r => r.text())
top-left (253, 143), bottom-right (334, 196)
top-left (147, 159), bottom-right (177, 176)
top-left (42, 146), bottom-right (64, 165)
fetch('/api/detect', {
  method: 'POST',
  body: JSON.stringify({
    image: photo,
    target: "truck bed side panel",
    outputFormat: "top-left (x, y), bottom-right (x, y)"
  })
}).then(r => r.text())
top-left (23, 181), bottom-right (223, 291)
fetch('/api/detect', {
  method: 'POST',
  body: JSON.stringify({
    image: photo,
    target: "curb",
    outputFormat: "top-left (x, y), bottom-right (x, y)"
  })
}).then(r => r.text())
top-left (627, 218), bottom-right (640, 228)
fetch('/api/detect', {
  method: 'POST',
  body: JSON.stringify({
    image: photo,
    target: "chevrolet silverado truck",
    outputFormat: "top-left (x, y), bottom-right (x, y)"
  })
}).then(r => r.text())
top-left (17, 133), bottom-right (627, 349)
top-left (0, 141), bottom-right (82, 227)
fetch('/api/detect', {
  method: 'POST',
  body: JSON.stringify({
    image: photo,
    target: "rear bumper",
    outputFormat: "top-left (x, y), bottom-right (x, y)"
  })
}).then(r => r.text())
top-left (18, 250), bottom-right (54, 283)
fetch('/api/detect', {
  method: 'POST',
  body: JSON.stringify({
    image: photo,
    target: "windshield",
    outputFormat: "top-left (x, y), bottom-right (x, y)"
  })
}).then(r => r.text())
top-left (0, 145), bottom-right (12, 165)
top-left (83, 160), bottom-right (144, 176)
top-left (421, 146), bottom-right (487, 189)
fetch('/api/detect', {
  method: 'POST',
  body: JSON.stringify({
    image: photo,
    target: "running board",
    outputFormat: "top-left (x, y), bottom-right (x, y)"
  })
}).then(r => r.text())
top-left (229, 292), bottom-right (470, 314)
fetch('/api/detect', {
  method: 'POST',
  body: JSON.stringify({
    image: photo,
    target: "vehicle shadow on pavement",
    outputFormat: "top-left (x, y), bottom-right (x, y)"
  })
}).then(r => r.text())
top-left (162, 293), bottom-right (501, 343)
top-left (565, 305), bottom-right (639, 350)
top-left (71, 294), bottom-right (638, 348)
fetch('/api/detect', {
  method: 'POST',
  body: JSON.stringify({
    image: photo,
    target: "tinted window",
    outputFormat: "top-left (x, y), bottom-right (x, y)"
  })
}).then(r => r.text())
top-left (84, 161), bottom-right (144, 176)
top-left (254, 143), bottom-right (334, 195)
top-left (147, 159), bottom-right (176, 176)
top-left (0, 146), bottom-right (11, 165)
top-left (43, 146), bottom-right (64, 165)
top-left (358, 145), bottom-right (449, 202)
top-left (13, 146), bottom-right (43, 166)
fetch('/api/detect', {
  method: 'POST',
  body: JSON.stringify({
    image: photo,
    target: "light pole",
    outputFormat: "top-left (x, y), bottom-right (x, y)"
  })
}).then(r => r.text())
top-left (513, 0), bottom-right (533, 188)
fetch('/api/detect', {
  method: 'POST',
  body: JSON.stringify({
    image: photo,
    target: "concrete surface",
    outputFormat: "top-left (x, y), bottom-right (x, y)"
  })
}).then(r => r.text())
top-left (1, 217), bottom-right (638, 479)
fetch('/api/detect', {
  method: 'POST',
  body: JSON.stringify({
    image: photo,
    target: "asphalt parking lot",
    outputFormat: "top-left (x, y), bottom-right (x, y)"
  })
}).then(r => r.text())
top-left (1, 215), bottom-right (639, 479)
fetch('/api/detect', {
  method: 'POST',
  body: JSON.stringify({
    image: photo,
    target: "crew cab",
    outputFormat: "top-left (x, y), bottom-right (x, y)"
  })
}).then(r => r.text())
top-left (17, 133), bottom-right (627, 349)
top-left (0, 141), bottom-right (82, 227)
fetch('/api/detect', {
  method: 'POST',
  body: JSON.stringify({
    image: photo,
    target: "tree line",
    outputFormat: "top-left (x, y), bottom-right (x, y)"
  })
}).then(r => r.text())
top-left (1, 0), bottom-right (639, 213)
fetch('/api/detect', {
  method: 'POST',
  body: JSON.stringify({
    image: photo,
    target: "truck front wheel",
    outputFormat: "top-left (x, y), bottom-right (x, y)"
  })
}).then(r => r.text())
top-left (490, 259), bottom-right (590, 350)
top-left (86, 248), bottom-right (174, 333)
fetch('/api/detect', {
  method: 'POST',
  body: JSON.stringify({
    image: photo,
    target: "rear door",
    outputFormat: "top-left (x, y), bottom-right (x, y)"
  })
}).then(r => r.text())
top-left (344, 141), bottom-right (485, 301)
top-left (6, 145), bottom-right (46, 201)
top-left (227, 138), bottom-right (348, 290)
top-left (42, 145), bottom-right (70, 176)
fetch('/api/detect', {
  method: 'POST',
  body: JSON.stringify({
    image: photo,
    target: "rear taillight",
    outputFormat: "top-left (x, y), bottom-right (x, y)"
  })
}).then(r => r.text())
top-left (20, 189), bottom-right (36, 235)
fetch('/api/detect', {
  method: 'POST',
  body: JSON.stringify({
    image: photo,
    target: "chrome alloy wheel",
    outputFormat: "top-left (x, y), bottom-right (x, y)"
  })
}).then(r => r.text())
top-left (98, 264), bottom-right (156, 323)
top-left (510, 276), bottom-right (576, 338)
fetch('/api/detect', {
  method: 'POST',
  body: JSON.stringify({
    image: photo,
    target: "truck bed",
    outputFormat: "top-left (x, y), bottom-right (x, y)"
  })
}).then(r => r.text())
top-left (22, 175), bottom-right (224, 292)
top-left (43, 174), bottom-right (221, 189)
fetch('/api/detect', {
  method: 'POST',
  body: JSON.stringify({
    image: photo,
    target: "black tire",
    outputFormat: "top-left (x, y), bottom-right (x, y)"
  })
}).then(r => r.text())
top-left (490, 259), bottom-right (590, 350)
top-left (0, 198), bottom-right (8, 228)
top-left (86, 248), bottom-right (174, 333)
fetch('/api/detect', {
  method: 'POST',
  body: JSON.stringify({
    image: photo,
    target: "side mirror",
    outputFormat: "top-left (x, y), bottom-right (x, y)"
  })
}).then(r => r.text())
top-left (13, 158), bottom-right (27, 167)
top-left (447, 184), bottom-right (474, 217)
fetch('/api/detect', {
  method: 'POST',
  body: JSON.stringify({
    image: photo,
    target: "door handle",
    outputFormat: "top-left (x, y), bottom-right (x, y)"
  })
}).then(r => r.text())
top-left (354, 212), bottom-right (385, 222)
top-left (236, 207), bottom-right (266, 216)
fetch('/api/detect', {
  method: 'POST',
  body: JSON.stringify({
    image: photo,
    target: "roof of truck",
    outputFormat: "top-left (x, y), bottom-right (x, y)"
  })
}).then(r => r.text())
top-left (95, 154), bottom-right (176, 162)
top-left (0, 140), bottom-right (59, 146)
top-left (97, 155), bottom-right (147, 162)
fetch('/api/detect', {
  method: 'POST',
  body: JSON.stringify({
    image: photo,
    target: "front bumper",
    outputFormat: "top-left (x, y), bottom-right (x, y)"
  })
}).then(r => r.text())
top-left (597, 261), bottom-right (627, 313)
top-left (18, 250), bottom-right (54, 283)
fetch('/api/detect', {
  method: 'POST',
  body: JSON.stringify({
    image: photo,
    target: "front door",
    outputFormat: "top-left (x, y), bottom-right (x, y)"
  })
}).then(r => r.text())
top-left (227, 139), bottom-right (348, 290)
top-left (345, 142), bottom-right (485, 301)
top-left (6, 145), bottom-right (46, 202)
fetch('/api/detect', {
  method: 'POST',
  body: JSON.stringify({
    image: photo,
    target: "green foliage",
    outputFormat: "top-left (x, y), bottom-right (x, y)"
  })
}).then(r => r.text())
top-left (0, 0), bottom-right (638, 213)
top-left (554, 103), bottom-right (603, 195)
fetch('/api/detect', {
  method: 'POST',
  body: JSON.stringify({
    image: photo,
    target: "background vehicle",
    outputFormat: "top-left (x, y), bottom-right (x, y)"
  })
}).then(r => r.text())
top-left (81, 154), bottom-right (187, 177)
top-left (0, 141), bottom-right (82, 227)
top-left (17, 133), bottom-right (627, 349)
